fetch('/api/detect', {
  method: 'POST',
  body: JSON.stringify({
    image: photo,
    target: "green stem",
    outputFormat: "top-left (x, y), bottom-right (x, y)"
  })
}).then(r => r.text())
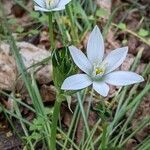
top-left (66, 3), bottom-right (79, 45)
top-left (48, 12), bottom-right (55, 50)
top-left (89, 0), bottom-right (94, 13)
top-left (50, 95), bottom-right (62, 150)
top-left (86, 88), bottom-right (94, 118)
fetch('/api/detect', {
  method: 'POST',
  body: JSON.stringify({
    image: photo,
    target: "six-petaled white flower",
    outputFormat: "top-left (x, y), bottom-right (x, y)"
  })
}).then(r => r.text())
top-left (61, 25), bottom-right (144, 97)
top-left (34, 0), bottom-right (71, 12)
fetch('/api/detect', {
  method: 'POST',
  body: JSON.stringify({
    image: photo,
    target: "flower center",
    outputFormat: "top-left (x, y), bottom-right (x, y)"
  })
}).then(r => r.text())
top-left (46, 0), bottom-right (59, 8)
top-left (92, 62), bottom-right (107, 80)
top-left (95, 68), bottom-right (104, 75)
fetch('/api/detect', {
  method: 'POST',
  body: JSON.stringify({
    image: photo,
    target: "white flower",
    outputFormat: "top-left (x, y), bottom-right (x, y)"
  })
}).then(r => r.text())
top-left (61, 25), bottom-right (144, 97)
top-left (34, 0), bottom-right (71, 12)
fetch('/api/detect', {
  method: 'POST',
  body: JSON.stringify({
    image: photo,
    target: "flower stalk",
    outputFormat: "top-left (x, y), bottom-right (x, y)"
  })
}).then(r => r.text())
top-left (66, 3), bottom-right (79, 45)
top-left (48, 12), bottom-right (55, 50)
top-left (50, 95), bottom-right (62, 150)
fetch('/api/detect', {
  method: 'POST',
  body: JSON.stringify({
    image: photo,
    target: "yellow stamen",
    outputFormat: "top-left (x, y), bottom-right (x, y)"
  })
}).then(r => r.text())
top-left (46, 0), bottom-right (54, 6)
top-left (95, 68), bottom-right (104, 75)
top-left (47, 0), bottom-right (53, 3)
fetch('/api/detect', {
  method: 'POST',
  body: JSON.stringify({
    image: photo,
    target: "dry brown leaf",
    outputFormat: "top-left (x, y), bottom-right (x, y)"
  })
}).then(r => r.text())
top-left (36, 65), bottom-right (53, 85)
top-left (40, 85), bottom-right (56, 102)
top-left (128, 36), bottom-right (139, 55)
top-left (0, 123), bottom-right (22, 149)
top-left (39, 30), bottom-right (50, 49)
top-left (62, 109), bottom-right (73, 128)
top-left (107, 29), bottom-right (120, 49)
top-left (2, 0), bottom-right (33, 32)
top-left (11, 3), bottom-right (25, 18)
top-left (136, 63), bottom-right (146, 74)
top-left (5, 97), bottom-right (14, 111)
top-left (125, 139), bottom-right (137, 150)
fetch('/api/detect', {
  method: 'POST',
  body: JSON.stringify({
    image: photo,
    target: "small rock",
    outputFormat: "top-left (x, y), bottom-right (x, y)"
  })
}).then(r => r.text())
top-left (0, 42), bottom-right (52, 90)
top-left (128, 36), bottom-right (139, 55)
top-left (36, 65), bottom-right (53, 85)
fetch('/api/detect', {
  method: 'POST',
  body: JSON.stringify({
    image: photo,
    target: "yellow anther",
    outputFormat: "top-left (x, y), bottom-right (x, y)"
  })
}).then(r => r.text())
top-left (95, 68), bottom-right (104, 75)
top-left (46, 0), bottom-right (54, 6)
top-left (47, 0), bottom-right (53, 3)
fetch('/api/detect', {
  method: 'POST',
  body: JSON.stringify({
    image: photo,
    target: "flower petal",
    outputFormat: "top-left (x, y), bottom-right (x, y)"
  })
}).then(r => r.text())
top-left (57, 0), bottom-right (71, 7)
top-left (93, 81), bottom-right (109, 97)
top-left (104, 47), bottom-right (128, 74)
top-left (51, 6), bottom-right (65, 11)
top-left (34, 5), bottom-right (50, 12)
top-left (87, 25), bottom-right (104, 64)
top-left (61, 74), bottom-right (92, 90)
top-left (69, 46), bottom-right (93, 75)
top-left (34, 0), bottom-right (45, 7)
top-left (34, 5), bottom-right (65, 12)
top-left (105, 71), bottom-right (144, 86)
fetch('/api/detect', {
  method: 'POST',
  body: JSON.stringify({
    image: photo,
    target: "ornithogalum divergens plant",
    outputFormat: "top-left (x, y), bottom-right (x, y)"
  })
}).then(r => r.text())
top-left (61, 26), bottom-right (144, 96)
top-left (0, 0), bottom-right (149, 150)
